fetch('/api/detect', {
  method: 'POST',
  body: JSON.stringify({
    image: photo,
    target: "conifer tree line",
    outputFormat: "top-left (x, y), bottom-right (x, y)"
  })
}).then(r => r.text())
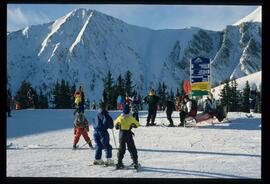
top-left (102, 70), bottom-right (183, 110)
top-left (9, 73), bottom-right (261, 113)
top-left (219, 79), bottom-right (261, 113)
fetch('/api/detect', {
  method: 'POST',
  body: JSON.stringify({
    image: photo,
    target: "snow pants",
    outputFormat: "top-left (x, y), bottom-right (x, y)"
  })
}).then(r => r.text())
top-left (93, 130), bottom-right (112, 160)
top-left (117, 103), bottom-right (123, 110)
top-left (117, 131), bottom-right (138, 163)
top-left (146, 109), bottom-right (157, 126)
top-left (166, 111), bottom-right (173, 126)
top-left (133, 112), bottom-right (139, 122)
top-left (179, 111), bottom-right (188, 126)
top-left (73, 128), bottom-right (91, 145)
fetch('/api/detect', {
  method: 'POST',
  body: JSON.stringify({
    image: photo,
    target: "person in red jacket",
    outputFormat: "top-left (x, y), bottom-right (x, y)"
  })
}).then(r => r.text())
top-left (73, 112), bottom-right (94, 150)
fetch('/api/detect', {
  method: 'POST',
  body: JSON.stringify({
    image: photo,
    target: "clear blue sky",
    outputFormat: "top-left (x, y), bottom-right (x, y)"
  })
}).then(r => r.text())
top-left (7, 4), bottom-right (259, 32)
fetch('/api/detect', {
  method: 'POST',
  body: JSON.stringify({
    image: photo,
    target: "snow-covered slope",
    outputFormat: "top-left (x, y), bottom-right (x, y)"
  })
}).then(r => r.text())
top-left (7, 109), bottom-right (261, 178)
top-left (211, 71), bottom-right (261, 100)
top-left (233, 7), bottom-right (261, 25)
top-left (7, 8), bottom-right (261, 102)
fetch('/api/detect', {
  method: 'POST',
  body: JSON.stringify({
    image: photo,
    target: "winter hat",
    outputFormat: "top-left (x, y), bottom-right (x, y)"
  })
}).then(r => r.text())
top-left (123, 104), bottom-right (130, 114)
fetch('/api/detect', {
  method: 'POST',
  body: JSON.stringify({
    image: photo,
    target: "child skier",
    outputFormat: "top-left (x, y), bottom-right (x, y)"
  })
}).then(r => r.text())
top-left (114, 104), bottom-right (140, 170)
top-left (73, 112), bottom-right (94, 149)
top-left (91, 102), bottom-right (114, 166)
top-left (74, 86), bottom-right (85, 115)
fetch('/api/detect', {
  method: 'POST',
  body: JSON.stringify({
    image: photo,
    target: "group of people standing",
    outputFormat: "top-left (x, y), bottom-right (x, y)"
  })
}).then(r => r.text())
top-left (72, 86), bottom-right (140, 170)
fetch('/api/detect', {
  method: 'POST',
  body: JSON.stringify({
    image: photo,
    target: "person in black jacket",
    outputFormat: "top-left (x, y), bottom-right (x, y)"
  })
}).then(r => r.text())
top-left (164, 100), bottom-right (175, 127)
top-left (143, 89), bottom-right (160, 126)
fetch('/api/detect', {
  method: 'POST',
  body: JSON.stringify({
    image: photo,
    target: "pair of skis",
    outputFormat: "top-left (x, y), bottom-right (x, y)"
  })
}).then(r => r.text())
top-left (88, 162), bottom-right (141, 172)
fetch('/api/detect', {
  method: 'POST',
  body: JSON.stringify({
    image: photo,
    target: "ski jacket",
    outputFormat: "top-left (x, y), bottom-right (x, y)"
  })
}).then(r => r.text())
top-left (186, 100), bottom-right (192, 113)
top-left (131, 100), bottom-right (139, 113)
top-left (74, 90), bottom-right (85, 105)
top-left (92, 109), bottom-right (113, 132)
top-left (114, 114), bottom-right (140, 131)
top-left (165, 100), bottom-right (175, 113)
top-left (74, 114), bottom-right (89, 131)
top-left (179, 102), bottom-right (187, 112)
top-left (144, 93), bottom-right (160, 111)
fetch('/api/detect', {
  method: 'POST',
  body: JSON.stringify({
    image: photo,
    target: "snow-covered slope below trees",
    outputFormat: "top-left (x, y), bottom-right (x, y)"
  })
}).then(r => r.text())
top-left (7, 8), bottom-right (261, 102)
top-left (211, 71), bottom-right (261, 100)
top-left (7, 109), bottom-right (261, 178)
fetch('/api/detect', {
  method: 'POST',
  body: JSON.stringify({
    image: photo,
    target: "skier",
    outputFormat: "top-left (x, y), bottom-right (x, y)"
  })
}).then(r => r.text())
top-left (73, 112), bottom-right (94, 150)
top-left (175, 96), bottom-right (181, 111)
top-left (249, 86), bottom-right (257, 117)
top-left (27, 88), bottom-right (35, 108)
top-left (131, 93), bottom-right (140, 122)
top-left (117, 94), bottom-right (124, 110)
top-left (203, 95), bottom-right (216, 118)
top-left (179, 96), bottom-right (188, 127)
top-left (125, 92), bottom-right (132, 105)
top-left (91, 102), bottom-right (114, 166)
top-left (143, 89), bottom-right (160, 126)
top-left (164, 99), bottom-right (175, 127)
top-left (114, 104), bottom-right (140, 170)
top-left (91, 101), bottom-right (96, 110)
top-left (7, 91), bottom-right (12, 117)
top-left (74, 86), bottom-right (85, 115)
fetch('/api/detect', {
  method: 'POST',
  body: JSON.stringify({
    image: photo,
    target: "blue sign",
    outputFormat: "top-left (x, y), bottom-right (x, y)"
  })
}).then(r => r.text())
top-left (190, 57), bottom-right (210, 81)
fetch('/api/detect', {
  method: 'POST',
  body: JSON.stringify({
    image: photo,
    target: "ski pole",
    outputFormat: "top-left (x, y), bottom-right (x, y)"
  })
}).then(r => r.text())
top-left (111, 128), bottom-right (118, 150)
top-left (80, 141), bottom-right (90, 148)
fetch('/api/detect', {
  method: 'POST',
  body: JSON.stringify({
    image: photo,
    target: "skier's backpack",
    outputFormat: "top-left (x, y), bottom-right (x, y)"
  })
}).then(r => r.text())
top-left (74, 92), bottom-right (82, 105)
top-left (189, 99), bottom-right (197, 116)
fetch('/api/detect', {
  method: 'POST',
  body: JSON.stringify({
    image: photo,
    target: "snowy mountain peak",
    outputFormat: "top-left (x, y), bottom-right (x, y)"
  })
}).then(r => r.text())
top-left (38, 10), bottom-right (74, 56)
top-left (7, 8), bottom-right (261, 102)
top-left (69, 11), bottom-right (94, 53)
top-left (233, 6), bottom-right (261, 25)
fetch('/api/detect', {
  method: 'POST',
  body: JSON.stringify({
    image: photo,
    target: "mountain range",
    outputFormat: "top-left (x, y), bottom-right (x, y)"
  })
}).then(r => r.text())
top-left (7, 7), bottom-right (261, 101)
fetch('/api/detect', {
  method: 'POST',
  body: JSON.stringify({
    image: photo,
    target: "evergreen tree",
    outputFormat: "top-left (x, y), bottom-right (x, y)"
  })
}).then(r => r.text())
top-left (256, 90), bottom-right (261, 113)
top-left (219, 80), bottom-right (231, 112)
top-left (115, 74), bottom-right (125, 96)
top-left (176, 87), bottom-right (180, 97)
top-left (15, 80), bottom-right (33, 109)
top-left (242, 81), bottom-right (250, 113)
top-left (169, 88), bottom-right (175, 101)
top-left (230, 78), bottom-right (240, 112)
top-left (124, 70), bottom-right (133, 96)
top-left (52, 80), bottom-right (61, 108)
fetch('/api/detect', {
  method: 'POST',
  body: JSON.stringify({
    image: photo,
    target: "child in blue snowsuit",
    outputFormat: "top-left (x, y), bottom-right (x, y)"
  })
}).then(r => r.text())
top-left (91, 102), bottom-right (114, 166)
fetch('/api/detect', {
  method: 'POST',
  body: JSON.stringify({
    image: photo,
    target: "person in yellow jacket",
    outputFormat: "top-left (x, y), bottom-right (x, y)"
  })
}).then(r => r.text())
top-left (114, 104), bottom-right (140, 170)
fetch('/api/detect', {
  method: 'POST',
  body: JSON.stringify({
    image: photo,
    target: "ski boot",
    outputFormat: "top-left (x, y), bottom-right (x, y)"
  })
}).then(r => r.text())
top-left (104, 158), bottom-right (114, 167)
top-left (115, 161), bottom-right (124, 169)
top-left (131, 161), bottom-right (140, 171)
top-left (72, 144), bottom-right (77, 150)
top-left (88, 142), bottom-right (94, 150)
top-left (93, 159), bottom-right (104, 165)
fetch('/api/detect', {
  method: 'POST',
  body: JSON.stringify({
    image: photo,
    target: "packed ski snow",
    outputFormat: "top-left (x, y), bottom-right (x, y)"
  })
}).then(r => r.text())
top-left (7, 109), bottom-right (261, 178)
